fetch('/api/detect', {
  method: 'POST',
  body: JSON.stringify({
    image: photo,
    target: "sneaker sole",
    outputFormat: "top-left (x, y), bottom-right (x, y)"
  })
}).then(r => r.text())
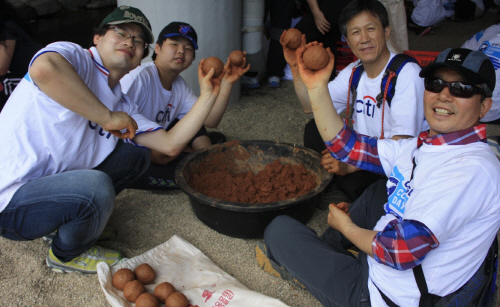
top-left (418, 27), bottom-right (432, 36)
top-left (46, 257), bottom-right (91, 274)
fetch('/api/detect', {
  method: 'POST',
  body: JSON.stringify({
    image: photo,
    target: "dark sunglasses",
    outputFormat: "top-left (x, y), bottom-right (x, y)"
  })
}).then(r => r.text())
top-left (424, 78), bottom-right (484, 98)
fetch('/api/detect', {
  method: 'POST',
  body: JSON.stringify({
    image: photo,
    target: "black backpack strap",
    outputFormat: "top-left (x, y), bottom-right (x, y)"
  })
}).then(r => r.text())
top-left (374, 283), bottom-right (400, 307)
top-left (413, 264), bottom-right (438, 307)
top-left (414, 236), bottom-right (499, 307)
top-left (346, 61), bottom-right (364, 126)
top-left (375, 54), bottom-right (420, 108)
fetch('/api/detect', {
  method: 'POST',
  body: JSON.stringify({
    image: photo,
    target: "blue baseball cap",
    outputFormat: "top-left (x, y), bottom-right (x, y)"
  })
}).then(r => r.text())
top-left (157, 22), bottom-right (198, 50)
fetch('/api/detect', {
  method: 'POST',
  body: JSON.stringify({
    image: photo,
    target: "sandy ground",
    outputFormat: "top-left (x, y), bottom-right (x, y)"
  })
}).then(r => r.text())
top-left (1, 8), bottom-right (500, 307)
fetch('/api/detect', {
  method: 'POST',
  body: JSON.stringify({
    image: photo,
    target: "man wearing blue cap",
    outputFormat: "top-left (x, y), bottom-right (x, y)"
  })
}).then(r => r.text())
top-left (257, 46), bottom-right (500, 306)
top-left (121, 22), bottom-right (250, 190)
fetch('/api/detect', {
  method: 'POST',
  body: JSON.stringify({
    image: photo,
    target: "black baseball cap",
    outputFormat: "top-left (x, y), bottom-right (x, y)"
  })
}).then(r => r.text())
top-left (420, 48), bottom-right (496, 95)
top-left (99, 5), bottom-right (154, 44)
top-left (158, 22), bottom-right (198, 50)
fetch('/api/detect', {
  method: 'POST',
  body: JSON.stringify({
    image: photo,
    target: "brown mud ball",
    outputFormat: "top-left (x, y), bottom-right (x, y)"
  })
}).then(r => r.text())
top-left (135, 263), bottom-right (156, 284)
top-left (165, 291), bottom-right (189, 307)
top-left (112, 268), bottom-right (135, 291)
top-left (303, 45), bottom-right (329, 71)
top-left (229, 50), bottom-right (245, 66)
top-left (123, 280), bottom-right (146, 303)
top-left (202, 56), bottom-right (224, 77)
top-left (136, 293), bottom-right (160, 307)
top-left (154, 282), bottom-right (176, 303)
top-left (283, 28), bottom-right (302, 50)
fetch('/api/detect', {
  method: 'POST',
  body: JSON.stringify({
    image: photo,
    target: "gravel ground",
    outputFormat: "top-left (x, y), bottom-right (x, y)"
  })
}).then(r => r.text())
top-left (1, 8), bottom-right (500, 307)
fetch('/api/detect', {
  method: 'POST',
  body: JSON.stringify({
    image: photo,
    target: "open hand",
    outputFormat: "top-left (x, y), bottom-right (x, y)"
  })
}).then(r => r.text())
top-left (198, 59), bottom-right (222, 100)
top-left (296, 42), bottom-right (334, 91)
top-left (222, 53), bottom-right (251, 84)
top-left (280, 30), bottom-right (306, 67)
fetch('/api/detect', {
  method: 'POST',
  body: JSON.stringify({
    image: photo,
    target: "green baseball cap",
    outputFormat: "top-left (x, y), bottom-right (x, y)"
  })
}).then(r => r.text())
top-left (99, 5), bottom-right (154, 44)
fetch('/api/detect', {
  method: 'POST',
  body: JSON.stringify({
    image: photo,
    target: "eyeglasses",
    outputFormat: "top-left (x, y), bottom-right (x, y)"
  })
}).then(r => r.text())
top-left (424, 78), bottom-right (484, 98)
top-left (109, 27), bottom-right (148, 49)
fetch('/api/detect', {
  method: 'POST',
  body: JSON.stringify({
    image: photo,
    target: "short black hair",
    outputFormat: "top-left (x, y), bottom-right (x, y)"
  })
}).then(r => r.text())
top-left (90, 25), bottom-right (150, 59)
top-left (338, 0), bottom-right (390, 37)
top-left (151, 36), bottom-right (196, 61)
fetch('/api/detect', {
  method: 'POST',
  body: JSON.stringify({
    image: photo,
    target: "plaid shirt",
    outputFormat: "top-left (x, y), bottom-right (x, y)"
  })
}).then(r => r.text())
top-left (325, 123), bottom-right (487, 270)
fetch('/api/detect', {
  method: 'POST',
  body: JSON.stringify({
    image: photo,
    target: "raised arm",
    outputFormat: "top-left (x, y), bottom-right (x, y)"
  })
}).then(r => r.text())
top-left (296, 42), bottom-right (344, 139)
top-left (280, 30), bottom-right (313, 113)
top-left (30, 52), bottom-right (137, 138)
top-left (204, 54), bottom-right (250, 128)
top-left (133, 60), bottom-right (221, 157)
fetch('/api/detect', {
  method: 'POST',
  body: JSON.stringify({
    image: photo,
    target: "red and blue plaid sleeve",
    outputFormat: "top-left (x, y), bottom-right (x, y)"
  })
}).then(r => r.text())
top-left (324, 123), bottom-right (385, 175)
top-left (372, 219), bottom-right (439, 270)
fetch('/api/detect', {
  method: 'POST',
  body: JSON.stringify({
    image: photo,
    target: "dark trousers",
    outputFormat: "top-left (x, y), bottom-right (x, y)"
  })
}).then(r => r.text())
top-left (127, 120), bottom-right (208, 190)
top-left (0, 141), bottom-right (150, 261)
top-left (264, 179), bottom-right (388, 307)
top-left (304, 118), bottom-right (387, 200)
top-left (265, 0), bottom-right (298, 78)
top-left (265, 0), bottom-right (351, 80)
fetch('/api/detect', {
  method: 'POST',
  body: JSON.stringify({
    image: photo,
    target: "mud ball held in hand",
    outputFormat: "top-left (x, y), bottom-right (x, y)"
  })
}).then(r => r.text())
top-left (229, 50), bottom-right (245, 66)
top-left (202, 56), bottom-right (224, 77)
top-left (303, 45), bottom-right (329, 71)
top-left (283, 28), bottom-right (302, 50)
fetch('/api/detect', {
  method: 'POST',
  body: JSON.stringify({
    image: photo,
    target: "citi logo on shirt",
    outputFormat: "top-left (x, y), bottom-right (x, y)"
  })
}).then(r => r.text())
top-left (355, 95), bottom-right (377, 118)
top-left (156, 104), bottom-right (172, 124)
top-left (88, 121), bottom-right (112, 139)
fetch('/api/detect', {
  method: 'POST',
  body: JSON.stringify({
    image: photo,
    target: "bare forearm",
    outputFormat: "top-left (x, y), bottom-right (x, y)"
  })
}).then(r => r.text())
top-left (204, 81), bottom-right (231, 127)
top-left (30, 52), bottom-right (112, 125)
top-left (291, 66), bottom-right (313, 113)
top-left (340, 223), bottom-right (378, 257)
top-left (308, 87), bottom-right (344, 141)
top-left (134, 93), bottom-right (216, 156)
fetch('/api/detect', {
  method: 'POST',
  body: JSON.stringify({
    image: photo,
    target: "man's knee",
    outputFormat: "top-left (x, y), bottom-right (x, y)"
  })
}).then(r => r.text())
top-left (265, 215), bottom-right (301, 245)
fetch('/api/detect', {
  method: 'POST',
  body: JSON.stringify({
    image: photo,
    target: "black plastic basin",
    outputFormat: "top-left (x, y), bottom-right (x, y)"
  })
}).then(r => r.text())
top-left (175, 141), bottom-right (333, 238)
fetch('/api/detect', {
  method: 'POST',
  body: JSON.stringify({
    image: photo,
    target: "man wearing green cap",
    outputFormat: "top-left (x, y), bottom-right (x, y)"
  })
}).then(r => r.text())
top-left (0, 6), bottom-right (222, 274)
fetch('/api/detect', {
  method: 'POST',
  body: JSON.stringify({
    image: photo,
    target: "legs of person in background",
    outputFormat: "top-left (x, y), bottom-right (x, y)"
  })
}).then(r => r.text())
top-left (295, 0), bottom-right (351, 80)
top-left (264, 0), bottom-right (298, 88)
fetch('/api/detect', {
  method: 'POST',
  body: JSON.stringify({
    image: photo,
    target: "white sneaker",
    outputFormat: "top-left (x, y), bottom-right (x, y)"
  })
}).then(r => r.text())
top-left (241, 76), bottom-right (260, 89)
top-left (267, 76), bottom-right (281, 88)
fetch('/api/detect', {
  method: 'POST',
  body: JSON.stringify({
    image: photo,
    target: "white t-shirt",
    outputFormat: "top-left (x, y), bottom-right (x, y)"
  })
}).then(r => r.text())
top-left (120, 61), bottom-right (197, 128)
top-left (367, 138), bottom-right (500, 306)
top-left (0, 42), bottom-right (162, 213)
top-left (462, 24), bottom-right (500, 122)
top-left (328, 53), bottom-right (428, 138)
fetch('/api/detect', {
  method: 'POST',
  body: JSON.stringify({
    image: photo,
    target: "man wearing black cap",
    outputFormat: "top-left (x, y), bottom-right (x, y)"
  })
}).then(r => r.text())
top-left (0, 6), bottom-right (222, 274)
top-left (256, 46), bottom-right (500, 306)
top-left (121, 22), bottom-right (250, 190)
